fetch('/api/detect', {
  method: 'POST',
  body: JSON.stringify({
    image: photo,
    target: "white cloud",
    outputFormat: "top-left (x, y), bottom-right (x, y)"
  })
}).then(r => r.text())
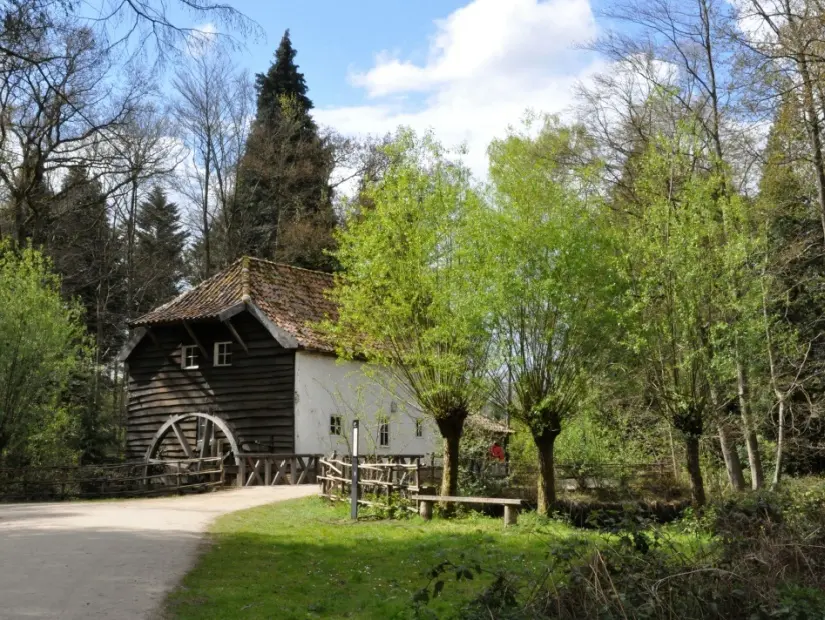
top-left (315, 0), bottom-right (603, 179)
top-left (186, 23), bottom-right (218, 57)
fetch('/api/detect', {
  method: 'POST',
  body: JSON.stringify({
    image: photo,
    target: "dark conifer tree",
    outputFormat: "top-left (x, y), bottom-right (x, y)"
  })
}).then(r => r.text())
top-left (49, 167), bottom-right (120, 346)
top-left (134, 186), bottom-right (188, 313)
top-left (225, 29), bottom-right (336, 271)
top-left (255, 29), bottom-right (314, 128)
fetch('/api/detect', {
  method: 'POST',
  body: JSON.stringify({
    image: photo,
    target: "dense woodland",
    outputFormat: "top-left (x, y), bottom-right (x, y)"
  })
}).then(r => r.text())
top-left (1, 0), bottom-right (824, 520)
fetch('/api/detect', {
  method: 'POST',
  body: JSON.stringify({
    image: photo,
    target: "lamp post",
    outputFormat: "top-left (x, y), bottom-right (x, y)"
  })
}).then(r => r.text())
top-left (351, 419), bottom-right (360, 520)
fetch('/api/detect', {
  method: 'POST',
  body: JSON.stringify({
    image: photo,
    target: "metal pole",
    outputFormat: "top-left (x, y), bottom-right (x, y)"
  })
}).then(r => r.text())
top-left (351, 419), bottom-right (360, 520)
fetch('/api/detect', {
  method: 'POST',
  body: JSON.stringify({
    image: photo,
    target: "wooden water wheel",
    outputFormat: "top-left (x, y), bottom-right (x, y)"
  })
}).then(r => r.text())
top-left (144, 412), bottom-right (241, 468)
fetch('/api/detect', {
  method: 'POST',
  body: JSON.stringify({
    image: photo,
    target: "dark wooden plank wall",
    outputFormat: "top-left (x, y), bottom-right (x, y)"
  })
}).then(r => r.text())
top-left (125, 312), bottom-right (295, 459)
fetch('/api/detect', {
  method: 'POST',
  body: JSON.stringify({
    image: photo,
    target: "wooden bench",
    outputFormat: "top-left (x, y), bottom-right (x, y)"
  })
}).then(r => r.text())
top-left (412, 495), bottom-right (523, 526)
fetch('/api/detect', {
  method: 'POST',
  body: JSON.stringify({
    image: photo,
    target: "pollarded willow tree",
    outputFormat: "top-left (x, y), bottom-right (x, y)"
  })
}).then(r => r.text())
top-left (487, 117), bottom-right (621, 514)
top-left (325, 130), bottom-right (493, 498)
top-left (620, 129), bottom-right (759, 505)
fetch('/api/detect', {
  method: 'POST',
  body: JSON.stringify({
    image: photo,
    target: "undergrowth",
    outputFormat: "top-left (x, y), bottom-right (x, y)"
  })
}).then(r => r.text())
top-left (414, 477), bottom-right (825, 619)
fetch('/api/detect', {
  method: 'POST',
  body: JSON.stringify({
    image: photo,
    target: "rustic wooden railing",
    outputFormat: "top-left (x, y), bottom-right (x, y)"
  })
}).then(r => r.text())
top-left (0, 456), bottom-right (224, 502)
top-left (318, 454), bottom-right (424, 506)
top-left (233, 453), bottom-right (322, 487)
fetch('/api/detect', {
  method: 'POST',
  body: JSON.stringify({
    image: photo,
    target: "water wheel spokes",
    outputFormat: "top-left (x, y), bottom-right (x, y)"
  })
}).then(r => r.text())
top-left (145, 413), bottom-right (240, 470)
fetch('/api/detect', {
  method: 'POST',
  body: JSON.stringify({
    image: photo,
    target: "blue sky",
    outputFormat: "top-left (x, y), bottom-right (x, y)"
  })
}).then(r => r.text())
top-left (191, 0), bottom-right (606, 176)
top-left (222, 0), bottom-right (473, 109)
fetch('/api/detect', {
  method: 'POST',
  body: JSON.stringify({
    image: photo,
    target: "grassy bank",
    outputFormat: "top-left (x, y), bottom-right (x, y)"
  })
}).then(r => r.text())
top-left (164, 498), bottom-right (588, 619)
top-left (164, 483), bottom-right (825, 619)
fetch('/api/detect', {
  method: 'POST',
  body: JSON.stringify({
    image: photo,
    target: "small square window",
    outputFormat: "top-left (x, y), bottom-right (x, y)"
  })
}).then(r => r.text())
top-left (415, 419), bottom-right (424, 438)
top-left (378, 418), bottom-right (390, 447)
top-left (181, 345), bottom-right (199, 369)
top-left (214, 341), bottom-right (232, 367)
top-left (330, 415), bottom-right (342, 436)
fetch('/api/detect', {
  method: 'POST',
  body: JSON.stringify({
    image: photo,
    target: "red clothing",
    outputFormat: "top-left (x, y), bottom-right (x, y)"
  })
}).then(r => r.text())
top-left (489, 444), bottom-right (505, 461)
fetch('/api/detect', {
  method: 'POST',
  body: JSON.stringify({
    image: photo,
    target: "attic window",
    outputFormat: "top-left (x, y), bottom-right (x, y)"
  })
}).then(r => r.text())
top-left (214, 341), bottom-right (232, 367)
top-left (415, 419), bottom-right (424, 438)
top-left (181, 345), bottom-right (199, 370)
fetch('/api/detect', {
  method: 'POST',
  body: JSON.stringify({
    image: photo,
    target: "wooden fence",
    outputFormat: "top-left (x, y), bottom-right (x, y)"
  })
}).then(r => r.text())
top-left (233, 453), bottom-right (322, 487)
top-left (0, 456), bottom-right (224, 502)
top-left (318, 454), bottom-right (423, 507)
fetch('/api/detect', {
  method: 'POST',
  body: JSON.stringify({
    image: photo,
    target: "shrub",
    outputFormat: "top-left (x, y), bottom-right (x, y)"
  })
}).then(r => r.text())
top-left (414, 477), bottom-right (825, 619)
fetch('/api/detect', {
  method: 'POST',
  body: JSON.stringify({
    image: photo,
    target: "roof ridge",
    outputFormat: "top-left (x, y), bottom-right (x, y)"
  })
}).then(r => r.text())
top-left (246, 256), bottom-right (334, 278)
top-left (241, 256), bottom-right (252, 301)
top-left (130, 257), bottom-right (246, 325)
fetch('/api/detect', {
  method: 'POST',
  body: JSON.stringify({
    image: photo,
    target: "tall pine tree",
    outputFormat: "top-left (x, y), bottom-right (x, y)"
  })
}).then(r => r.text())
top-left (133, 186), bottom-right (188, 314)
top-left (49, 167), bottom-right (122, 352)
top-left (224, 29), bottom-right (336, 271)
top-left (255, 29), bottom-right (314, 129)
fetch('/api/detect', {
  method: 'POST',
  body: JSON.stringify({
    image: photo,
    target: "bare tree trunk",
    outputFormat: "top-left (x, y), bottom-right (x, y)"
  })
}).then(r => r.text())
top-left (202, 151), bottom-right (212, 277)
top-left (773, 397), bottom-right (786, 486)
top-left (710, 383), bottom-right (746, 490)
top-left (668, 425), bottom-right (679, 478)
top-left (435, 412), bottom-right (467, 500)
top-left (534, 429), bottom-right (559, 515)
top-left (685, 435), bottom-right (706, 506)
top-left (718, 423), bottom-right (746, 491)
top-left (125, 178), bottom-right (138, 317)
top-left (12, 193), bottom-right (24, 246)
top-left (797, 53), bottom-right (825, 251)
top-left (737, 361), bottom-right (764, 489)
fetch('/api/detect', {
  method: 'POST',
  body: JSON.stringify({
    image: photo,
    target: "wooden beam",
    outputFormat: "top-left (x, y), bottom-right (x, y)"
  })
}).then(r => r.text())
top-left (116, 327), bottom-right (147, 362)
top-left (146, 327), bottom-right (161, 349)
top-left (245, 302), bottom-right (299, 349)
top-left (222, 316), bottom-right (249, 353)
top-left (171, 422), bottom-right (195, 459)
top-left (182, 321), bottom-right (210, 362)
top-left (198, 419), bottom-right (213, 459)
top-left (218, 301), bottom-right (246, 322)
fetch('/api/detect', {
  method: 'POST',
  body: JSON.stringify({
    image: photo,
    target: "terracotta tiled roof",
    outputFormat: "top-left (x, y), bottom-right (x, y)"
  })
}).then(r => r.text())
top-left (466, 414), bottom-right (514, 435)
top-left (131, 257), bottom-right (337, 352)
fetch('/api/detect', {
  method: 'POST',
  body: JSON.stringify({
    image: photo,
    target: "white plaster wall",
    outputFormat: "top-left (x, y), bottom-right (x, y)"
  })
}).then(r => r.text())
top-left (293, 351), bottom-right (439, 456)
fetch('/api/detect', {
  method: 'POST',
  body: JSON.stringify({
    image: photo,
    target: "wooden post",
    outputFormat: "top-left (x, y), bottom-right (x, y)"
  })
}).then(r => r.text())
top-left (351, 420), bottom-right (360, 520)
top-left (237, 459), bottom-right (246, 488)
top-left (503, 505), bottom-right (518, 526)
top-left (176, 461), bottom-right (182, 495)
top-left (265, 459), bottom-right (272, 485)
top-left (419, 500), bottom-right (433, 520)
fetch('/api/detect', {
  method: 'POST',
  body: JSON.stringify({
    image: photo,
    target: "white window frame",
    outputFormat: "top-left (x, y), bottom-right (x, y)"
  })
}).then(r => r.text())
top-left (415, 418), bottom-right (424, 438)
top-left (181, 345), bottom-right (199, 370)
top-left (330, 415), bottom-right (342, 436)
top-left (378, 418), bottom-right (390, 448)
top-left (213, 341), bottom-right (233, 367)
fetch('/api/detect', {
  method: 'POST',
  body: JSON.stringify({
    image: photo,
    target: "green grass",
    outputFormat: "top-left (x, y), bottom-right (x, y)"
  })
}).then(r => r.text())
top-left (164, 497), bottom-right (593, 620)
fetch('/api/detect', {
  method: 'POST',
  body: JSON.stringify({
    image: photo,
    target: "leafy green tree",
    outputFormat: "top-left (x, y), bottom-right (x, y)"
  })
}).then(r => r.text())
top-left (0, 242), bottom-right (86, 465)
top-left (325, 130), bottom-right (492, 497)
top-left (487, 117), bottom-right (620, 513)
top-left (134, 186), bottom-right (188, 314)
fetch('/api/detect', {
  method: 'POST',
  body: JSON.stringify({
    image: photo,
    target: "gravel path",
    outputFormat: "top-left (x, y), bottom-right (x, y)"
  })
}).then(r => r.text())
top-left (0, 486), bottom-right (318, 620)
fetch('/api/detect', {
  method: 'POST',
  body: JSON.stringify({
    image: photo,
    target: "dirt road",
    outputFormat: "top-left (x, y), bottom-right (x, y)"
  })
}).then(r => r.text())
top-left (0, 486), bottom-right (318, 619)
